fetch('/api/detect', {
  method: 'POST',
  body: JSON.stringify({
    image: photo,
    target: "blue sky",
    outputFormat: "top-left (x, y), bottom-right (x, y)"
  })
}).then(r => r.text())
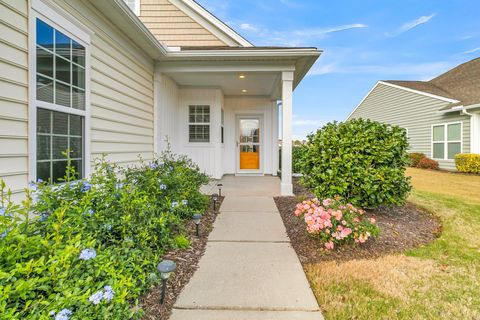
top-left (197, 0), bottom-right (480, 140)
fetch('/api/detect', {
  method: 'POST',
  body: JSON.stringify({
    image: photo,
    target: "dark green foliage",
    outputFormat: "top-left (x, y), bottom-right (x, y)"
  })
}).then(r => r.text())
top-left (299, 119), bottom-right (412, 208)
top-left (292, 144), bottom-right (307, 173)
top-left (0, 150), bottom-right (209, 319)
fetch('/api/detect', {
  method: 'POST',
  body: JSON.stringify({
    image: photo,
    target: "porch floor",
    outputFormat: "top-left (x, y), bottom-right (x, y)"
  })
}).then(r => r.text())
top-left (170, 176), bottom-right (323, 320)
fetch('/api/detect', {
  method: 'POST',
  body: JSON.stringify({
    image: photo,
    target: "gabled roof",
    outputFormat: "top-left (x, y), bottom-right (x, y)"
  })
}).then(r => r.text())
top-left (383, 57), bottom-right (480, 108)
top-left (174, 0), bottom-right (253, 47)
top-left (88, 0), bottom-right (321, 89)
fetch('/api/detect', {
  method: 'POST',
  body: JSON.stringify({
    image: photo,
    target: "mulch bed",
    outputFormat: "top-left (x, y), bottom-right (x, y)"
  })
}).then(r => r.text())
top-left (274, 178), bottom-right (442, 264)
top-left (140, 196), bottom-right (224, 320)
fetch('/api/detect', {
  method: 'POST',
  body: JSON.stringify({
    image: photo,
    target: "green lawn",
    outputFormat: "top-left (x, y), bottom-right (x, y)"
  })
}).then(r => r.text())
top-left (305, 170), bottom-right (480, 319)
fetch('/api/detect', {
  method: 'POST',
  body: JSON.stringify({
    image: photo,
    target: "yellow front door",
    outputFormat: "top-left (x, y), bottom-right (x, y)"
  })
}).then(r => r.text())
top-left (239, 119), bottom-right (260, 170)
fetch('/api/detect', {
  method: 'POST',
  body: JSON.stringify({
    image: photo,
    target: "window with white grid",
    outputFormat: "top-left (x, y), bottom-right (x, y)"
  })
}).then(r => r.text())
top-left (35, 18), bottom-right (86, 183)
top-left (189, 105), bottom-right (210, 143)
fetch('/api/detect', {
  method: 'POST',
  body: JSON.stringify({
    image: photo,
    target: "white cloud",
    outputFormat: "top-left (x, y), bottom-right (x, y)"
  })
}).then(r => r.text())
top-left (294, 24), bottom-right (367, 39)
top-left (279, 0), bottom-right (305, 8)
top-left (247, 23), bottom-right (367, 47)
top-left (293, 119), bottom-right (325, 126)
top-left (239, 23), bottom-right (259, 32)
top-left (308, 61), bottom-right (456, 80)
top-left (292, 117), bottom-right (325, 140)
top-left (462, 47), bottom-right (480, 55)
top-left (307, 63), bottom-right (337, 76)
top-left (386, 14), bottom-right (435, 37)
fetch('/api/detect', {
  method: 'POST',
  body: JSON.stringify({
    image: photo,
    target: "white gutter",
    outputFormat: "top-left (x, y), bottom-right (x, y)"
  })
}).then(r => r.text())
top-left (164, 48), bottom-right (322, 59)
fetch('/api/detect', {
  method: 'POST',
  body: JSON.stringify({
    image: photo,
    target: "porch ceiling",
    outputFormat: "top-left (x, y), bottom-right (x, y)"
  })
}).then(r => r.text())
top-left (166, 72), bottom-right (280, 97)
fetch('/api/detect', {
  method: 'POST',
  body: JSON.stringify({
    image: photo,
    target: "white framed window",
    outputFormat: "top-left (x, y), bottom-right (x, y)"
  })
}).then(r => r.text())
top-left (30, 1), bottom-right (91, 183)
top-left (189, 105), bottom-right (210, 143)
top-left (123, 0), bottom-right (140, 16)
top-left (432, 122), bottom-right (462, 160)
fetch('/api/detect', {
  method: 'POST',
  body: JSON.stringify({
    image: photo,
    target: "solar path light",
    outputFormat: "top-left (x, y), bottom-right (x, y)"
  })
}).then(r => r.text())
top-left (157, 259), bottom-right (176, 304)
top-left (192, 214), bottom-right (202, 237)
top-left (212, 193), bottom-right (219, 211)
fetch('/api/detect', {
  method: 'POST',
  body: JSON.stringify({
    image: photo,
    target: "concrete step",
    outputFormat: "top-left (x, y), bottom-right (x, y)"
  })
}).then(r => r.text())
top-left (174, 242), bottom-right (319, 312)
top-left (220, 196), bottom-right (278, 212)
top-left (170, 309), bottom-right (324, 320)
top-left (209, 211), bottom-right (289, 242)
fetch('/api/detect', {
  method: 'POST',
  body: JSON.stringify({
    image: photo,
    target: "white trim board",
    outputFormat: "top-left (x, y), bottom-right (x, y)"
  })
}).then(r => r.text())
top-left (29, 0), bottom-right (92, 181)
top-left (169, 0), bottom-right (253, 47)
top-left (430, 121), bottom-right (463, 161)
top-left (346, 81), bottom-right (460, 121)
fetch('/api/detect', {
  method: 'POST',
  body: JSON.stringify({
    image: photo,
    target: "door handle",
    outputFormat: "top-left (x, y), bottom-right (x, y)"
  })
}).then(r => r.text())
top-left (236, 141), bottom-right (239, 147)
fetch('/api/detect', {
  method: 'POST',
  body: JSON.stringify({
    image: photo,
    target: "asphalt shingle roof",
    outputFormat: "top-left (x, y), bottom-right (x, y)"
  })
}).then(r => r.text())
top-left (384, 57), bottom-right (480, 108)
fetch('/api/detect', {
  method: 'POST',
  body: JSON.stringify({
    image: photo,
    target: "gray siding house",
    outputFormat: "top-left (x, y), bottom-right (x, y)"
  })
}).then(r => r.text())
top-left (348, 58), bottom-right (480, 170)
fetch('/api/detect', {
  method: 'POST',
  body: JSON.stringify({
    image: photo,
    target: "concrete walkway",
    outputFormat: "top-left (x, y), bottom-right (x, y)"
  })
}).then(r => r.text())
top-left (170, 176), bottom-right (323, 320)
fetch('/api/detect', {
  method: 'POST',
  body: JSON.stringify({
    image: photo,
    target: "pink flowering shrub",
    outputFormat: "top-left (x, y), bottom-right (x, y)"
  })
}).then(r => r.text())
top-left (294, 198), bottom-right (380, 250)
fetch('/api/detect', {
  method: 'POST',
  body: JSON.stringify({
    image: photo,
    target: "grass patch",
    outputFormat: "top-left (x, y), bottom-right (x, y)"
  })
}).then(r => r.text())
top-left (406, 168), bottom-right (480, 204)
top-left (306, 169), bottom-right (480, 319)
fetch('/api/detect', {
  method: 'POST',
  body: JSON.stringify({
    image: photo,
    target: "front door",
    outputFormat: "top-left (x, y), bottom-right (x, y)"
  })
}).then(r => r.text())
top-left (238, 118), bottom-right (261, 171)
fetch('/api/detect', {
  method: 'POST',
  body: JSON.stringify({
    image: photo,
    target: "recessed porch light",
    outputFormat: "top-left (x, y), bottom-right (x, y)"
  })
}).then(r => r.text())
top-left (239, 74), bottom-right (246, 79)
top-left (242, 89), bottom-right (247, 93)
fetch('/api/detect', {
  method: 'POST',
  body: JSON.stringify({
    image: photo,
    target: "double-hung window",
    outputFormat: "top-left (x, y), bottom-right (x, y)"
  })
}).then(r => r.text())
top-left (35, 18), bottom-right (87, 183)
top-left (432, 123), bottom-right (462, 160)
top-left (189, 105), bottom-right (210, 143)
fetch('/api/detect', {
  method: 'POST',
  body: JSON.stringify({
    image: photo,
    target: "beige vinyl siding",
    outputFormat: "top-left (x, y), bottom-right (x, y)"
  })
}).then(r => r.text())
top-left (349, 83), bottom-right (470, 170)
top-left (51, 0), bottom-right (155, 168)
top-left (139, 0), bottom-right (227, 47)
top-left (0, 0), bottom-right (29, 201)
top-left (0, 0), bottom-right (156, 202)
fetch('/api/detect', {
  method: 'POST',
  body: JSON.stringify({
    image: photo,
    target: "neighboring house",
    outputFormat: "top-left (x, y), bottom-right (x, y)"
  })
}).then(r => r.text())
top-left (347, 58), bottom-right (480, 170)
top-left (0, 0), bottom-right (321, 201)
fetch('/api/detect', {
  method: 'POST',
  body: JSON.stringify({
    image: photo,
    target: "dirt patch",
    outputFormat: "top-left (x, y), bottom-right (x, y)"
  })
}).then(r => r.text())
top-left (140, 196), bottom-right (224, 320)
top-left (274, 178), bottom-right (441, 264)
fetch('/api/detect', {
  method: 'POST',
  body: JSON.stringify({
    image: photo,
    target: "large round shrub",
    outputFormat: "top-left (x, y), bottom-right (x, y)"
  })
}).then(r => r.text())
top-left (299, 119), bottom-right (411, 208)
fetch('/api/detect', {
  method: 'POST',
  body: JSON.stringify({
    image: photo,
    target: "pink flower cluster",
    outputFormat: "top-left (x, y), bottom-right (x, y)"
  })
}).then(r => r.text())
top-left (294, 198), bottom-right (378, 250)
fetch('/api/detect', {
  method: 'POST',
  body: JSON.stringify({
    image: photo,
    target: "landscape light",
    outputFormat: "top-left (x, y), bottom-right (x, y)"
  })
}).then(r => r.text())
top-left (192, 214), bottom-right (202, 236)
top-left (212, 193), bottom-right (219, 211)
top-left (157, 259), bottom-right (176, 304)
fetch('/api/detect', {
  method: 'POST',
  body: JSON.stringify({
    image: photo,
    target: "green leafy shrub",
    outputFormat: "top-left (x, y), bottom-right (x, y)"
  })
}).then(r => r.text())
top-left (455, 153), bottom-right (480, 174)
top-left (299, 119), bottom-right (411, 208)
top-left (292, 144), bottom-right (307, 173)
top-left (0, 150), bottom-right (209, 319)
top-left (409, 152), bottom-right (426, 167)
top-left (417, 157), bottom-right (439, 170)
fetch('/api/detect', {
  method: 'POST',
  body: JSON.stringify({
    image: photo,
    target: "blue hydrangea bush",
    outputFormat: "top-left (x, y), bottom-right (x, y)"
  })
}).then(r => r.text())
top-left (0, 150), bottom-right (209, 319)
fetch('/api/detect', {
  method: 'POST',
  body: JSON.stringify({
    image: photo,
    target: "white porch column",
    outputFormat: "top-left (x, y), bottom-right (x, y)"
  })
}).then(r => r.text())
top-left (471, 112), bottom-right (480, 154)
top-left (281, 71), bottom-right (294, 195)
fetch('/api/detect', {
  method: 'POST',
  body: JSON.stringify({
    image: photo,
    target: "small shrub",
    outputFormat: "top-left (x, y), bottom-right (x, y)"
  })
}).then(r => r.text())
top-left (299, 119), bottom-right (412, 208)
top-left (417, 157), bottom-right (439, 170)
top-left (409, 152), bottom-right (426, 167)
top-left (294, 197), bottom-right (379, 250)
top-left (455, 153), bottom-right (480, 174)
top-left (174, 234), bottom-right (191, 249)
